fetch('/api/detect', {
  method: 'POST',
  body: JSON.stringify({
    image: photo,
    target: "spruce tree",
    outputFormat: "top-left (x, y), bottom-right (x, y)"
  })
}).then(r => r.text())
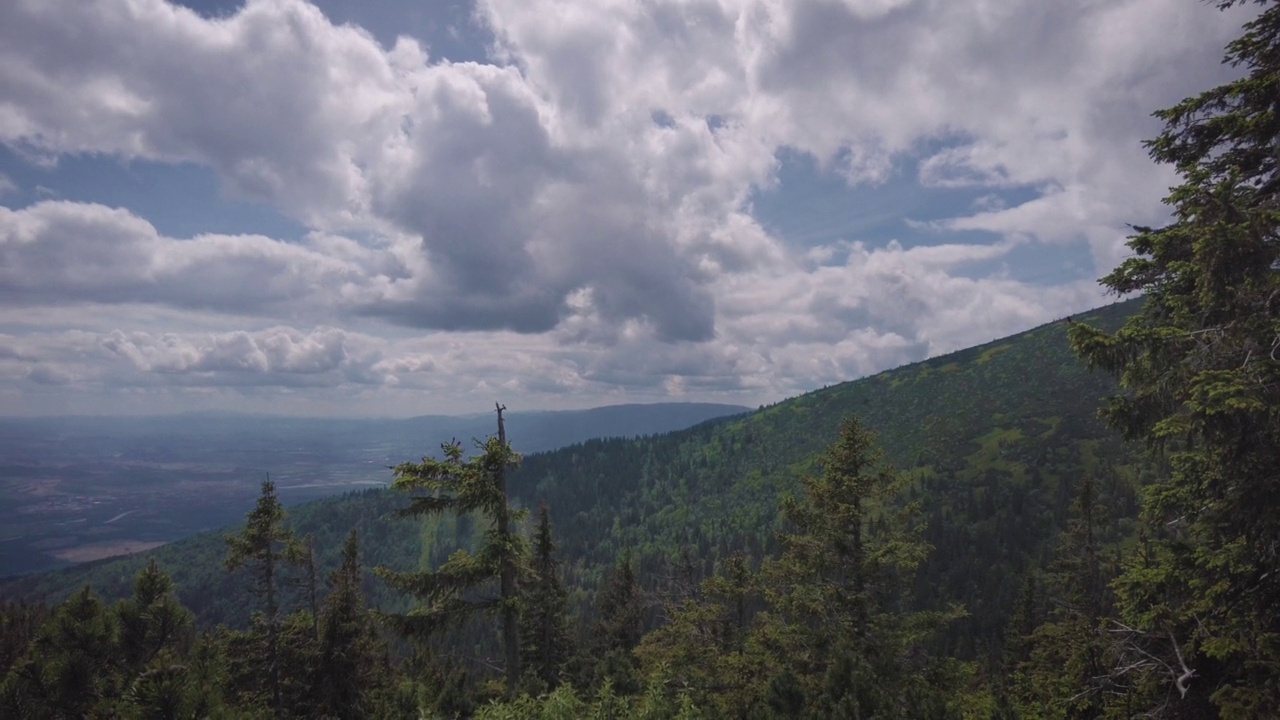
top-left (298, 534), bottom-right (321, 641)
top-left (316, 529), bottom-right (388, 718)
top-left (1012, 478), bottom-right (1121, 719)
top-left (592, 549), bottom-right (645, 696)
top-left (635, 553), bottom-right (764, 717)
top-left (755, 416), bottom-right (959, 717)
top-left (1069, 1), bottom-right (1280, 714)
top-left (377, 404), bottom-right (527, 696)
top-left (224, 476), bottom-right (303, 714)
top-left (519, 506), bottom-right (574, 693)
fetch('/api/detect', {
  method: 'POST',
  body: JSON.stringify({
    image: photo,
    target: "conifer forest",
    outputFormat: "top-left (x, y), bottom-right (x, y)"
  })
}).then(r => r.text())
top-left (3, 1), bottom-right (1280, 717)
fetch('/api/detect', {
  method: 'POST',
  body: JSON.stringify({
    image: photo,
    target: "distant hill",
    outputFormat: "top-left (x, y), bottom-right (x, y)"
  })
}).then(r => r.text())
top-left (1, 301), bottom-right (1142, 655)
top-left (1, 401), bottom-right (751, 455)
top-left (0, 402), bottom-right (748, 578)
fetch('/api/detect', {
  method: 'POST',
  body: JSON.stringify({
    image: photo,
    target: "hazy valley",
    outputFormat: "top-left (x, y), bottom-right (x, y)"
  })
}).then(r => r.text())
top-left (0, 403), bottom-right (747, 577)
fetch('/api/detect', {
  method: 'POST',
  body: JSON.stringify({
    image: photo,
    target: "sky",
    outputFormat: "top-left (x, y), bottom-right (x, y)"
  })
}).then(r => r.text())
top-left (0, 0), bottom-right (1248, 417)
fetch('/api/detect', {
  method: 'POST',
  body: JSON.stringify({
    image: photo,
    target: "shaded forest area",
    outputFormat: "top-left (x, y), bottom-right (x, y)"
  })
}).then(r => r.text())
top-left (4, 1), bottom-right (1280, 717)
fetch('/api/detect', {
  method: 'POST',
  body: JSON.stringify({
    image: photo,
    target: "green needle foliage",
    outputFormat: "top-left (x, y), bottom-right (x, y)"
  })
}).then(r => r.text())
top-left (519, 506), bottom-right (575, 694)
top-left (2, 586), bottom-right (120, 718)
top-left (116, 559), bottom-right (195, 678)
top-left (755, 416), bottom-right (963, 718)
top-left (591, 550), bottom-right (645, 697)
top-left (1, 564), bottom-right (209, 719)
top-left (1069, 1), bottom-right (1280, 715)
top-left (377, 407), bottom-right (529, 695)
top-left (224, 477), bottom-right (304, 715)
top-left (316, 529), bottom-right (391, 718)
top-left (1011, 478), bottom-right (1123, 719)
top-left (635, 553), bottom-right (763, 718)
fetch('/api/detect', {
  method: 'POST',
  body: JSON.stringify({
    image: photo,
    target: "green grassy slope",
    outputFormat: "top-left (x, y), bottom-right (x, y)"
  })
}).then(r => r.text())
top-left (1, 300), bottom-right (1141, 653)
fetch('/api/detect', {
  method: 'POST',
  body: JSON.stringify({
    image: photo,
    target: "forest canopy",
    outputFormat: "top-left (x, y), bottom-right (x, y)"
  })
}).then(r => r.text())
top-left (3, 1), bottom-right (1280, 717)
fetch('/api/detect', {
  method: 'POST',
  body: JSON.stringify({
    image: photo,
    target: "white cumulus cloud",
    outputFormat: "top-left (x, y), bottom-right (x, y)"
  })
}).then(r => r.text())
top-left (0, 0), bottom-right (1250, 413)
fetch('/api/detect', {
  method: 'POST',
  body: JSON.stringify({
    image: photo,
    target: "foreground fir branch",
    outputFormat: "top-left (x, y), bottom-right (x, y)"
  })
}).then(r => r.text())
top-left (1070, 1), bottom-right (1280, 715)
top-left (377, 404), bottom-right (529, 698)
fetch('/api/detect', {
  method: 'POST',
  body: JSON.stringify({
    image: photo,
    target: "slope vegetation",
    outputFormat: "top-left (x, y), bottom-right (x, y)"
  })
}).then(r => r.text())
top-left (2, 301), bottom-right (1141, 651)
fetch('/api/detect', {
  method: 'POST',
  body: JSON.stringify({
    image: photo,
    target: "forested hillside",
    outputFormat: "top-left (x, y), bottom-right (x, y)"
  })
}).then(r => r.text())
top-left (0, 299), bottom-right (1143, 718)
top-left (2, 300), bottom-right (1137, 645)
top-left (508, 299), bottom-right (1141, 652)
top-left (4, 1), bottom-right (1279, 713)
top-left (0, 402), bottom-right (749, 578)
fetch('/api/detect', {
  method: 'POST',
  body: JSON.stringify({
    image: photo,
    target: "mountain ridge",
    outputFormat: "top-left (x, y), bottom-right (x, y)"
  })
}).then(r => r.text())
top-left (2, 299), bottom-right (1142, 653)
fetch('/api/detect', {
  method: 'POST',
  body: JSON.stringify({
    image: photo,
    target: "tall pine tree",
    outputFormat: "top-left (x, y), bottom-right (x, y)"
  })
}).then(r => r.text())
top-left (316, 529), bottom-right (389, 718)
top-left (635, 553), bottom-right (764, 718)
top-left (591, 549), bottom-right (645, 696)
top-left (1070, 1), bottom-right (1280, 715)
top-left (377, 404), bottom-right (528, 696)
top-left (224, 476), bottom-right (303, 715)
top-left (1012, 478), bottom-right (1121, 719)
top-left (754, 416), bottom-right (961, 717)
top-left (519, 506), bottom-right (574, 693)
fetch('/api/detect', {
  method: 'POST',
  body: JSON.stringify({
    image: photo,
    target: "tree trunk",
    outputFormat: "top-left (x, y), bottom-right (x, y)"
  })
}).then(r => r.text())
top-left (265, 532), bottom-right (281, 715)
top-left (852, 494), bottom-right (866, 642)
top-left (496, 403), bottom-right (520, 696)
top-left (306, 535), bottom-right (319, 640)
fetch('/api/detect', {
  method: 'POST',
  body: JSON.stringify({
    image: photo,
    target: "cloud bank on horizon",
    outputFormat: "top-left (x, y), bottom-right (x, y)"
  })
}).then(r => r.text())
top-left (0, 0), bottom-right (1244, 416)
